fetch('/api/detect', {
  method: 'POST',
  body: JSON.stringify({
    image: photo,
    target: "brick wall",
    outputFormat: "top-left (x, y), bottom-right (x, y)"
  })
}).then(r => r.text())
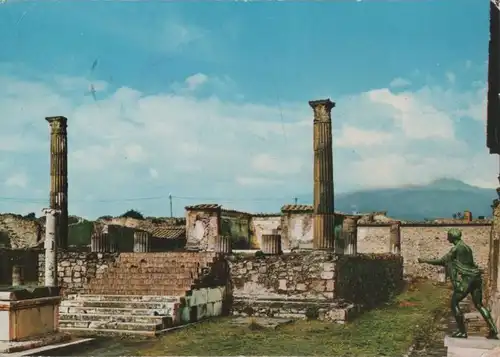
top-left (38, 251), bottom-right (119, 295)
top-left (335, 254), bottom-right (404, 308)
top-left (358, 223), bottom-right (490, 280)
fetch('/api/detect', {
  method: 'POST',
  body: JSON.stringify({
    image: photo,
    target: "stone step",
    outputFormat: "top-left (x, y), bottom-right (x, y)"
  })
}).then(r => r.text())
top-left (85, 289), bottom-right (190, 296)
top-left (59, 313), bottom-right (170, 324)
top-left (60, 306), bottom-right (176, 316)
top-left (62, 300), bottom-right (181, 310)
top-left (59, 320), bottom-right (167, 331)
top-left (59, 326), bottom-right (158, 337)
top-left (65, 294), bottom-right (180, 302)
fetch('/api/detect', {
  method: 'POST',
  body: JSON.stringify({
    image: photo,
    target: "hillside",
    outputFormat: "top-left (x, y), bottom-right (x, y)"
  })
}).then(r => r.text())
top-left (299, 179), bottom-right (497, 221)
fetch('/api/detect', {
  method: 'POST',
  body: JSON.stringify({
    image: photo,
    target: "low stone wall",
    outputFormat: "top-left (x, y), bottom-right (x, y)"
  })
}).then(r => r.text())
top-left (229, 252), bottom-right (337, 300)
top-left (228, 251), bottom-right (403, 322)
top-left (38, 251), bottom-right (119, 295)
top-left (335, 253), bottom-right (404, 308)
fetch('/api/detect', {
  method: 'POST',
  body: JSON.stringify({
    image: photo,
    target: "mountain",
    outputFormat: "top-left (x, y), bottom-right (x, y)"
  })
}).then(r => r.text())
top-left (297, 179), bottom-right (497, 221)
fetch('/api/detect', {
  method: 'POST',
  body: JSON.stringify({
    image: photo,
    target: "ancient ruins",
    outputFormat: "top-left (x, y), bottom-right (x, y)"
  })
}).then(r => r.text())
top-left (0, 97), bottom-right (499, 356)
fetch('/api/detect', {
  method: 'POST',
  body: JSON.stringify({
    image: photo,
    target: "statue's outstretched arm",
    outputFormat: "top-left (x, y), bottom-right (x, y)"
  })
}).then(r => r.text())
top-left (420, 249), bottom-right (455, 266)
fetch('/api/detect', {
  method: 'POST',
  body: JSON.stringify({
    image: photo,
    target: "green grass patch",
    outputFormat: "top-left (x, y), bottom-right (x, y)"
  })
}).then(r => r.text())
top-left (139, 279), bottom-right (450, 356)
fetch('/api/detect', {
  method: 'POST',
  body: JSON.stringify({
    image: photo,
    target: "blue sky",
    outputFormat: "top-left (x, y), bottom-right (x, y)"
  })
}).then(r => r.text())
top-left (0, 0), bottom-right (496, 218)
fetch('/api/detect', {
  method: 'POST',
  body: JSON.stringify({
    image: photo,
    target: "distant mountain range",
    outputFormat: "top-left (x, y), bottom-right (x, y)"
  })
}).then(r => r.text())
top-left (297, 179), bottom-right (498, 221)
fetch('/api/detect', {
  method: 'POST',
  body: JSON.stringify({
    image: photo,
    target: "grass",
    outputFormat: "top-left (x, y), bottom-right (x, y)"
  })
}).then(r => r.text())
top-left (138, 279), bottom-right (450, 356)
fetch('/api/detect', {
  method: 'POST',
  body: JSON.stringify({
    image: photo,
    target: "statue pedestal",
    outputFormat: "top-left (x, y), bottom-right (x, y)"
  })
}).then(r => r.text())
top-left (444, 335), bottom-right (500, 357)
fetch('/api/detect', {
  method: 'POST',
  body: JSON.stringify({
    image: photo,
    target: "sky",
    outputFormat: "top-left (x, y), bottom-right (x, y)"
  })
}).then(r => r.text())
top-left (0, 0), bottom-right (496, 218)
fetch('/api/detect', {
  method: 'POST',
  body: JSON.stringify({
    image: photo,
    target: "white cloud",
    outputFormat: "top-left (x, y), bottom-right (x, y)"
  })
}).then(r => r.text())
top-left (336, 126), bottom-right (392, 147)
top-left (5, 173), bottom-right (28, 188)
top-left (389, 77), bottom-right (411, 88)
top-left (0, 68), bottom-right (493, 217)
top-left (446, 71), bottom-right (456, 84)
top-left (149, 168), bottom-right (159, 179)
top-left (184, 73), bottom-right (208, 91)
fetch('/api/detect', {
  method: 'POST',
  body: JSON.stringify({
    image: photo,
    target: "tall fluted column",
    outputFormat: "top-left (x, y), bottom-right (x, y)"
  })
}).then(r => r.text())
top-left (46, 116), bottom-right (68, 249)
top-left (310, 99), bottom-right (335, 250)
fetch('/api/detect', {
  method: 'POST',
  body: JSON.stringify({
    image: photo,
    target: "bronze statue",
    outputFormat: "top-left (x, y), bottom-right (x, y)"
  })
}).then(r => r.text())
top-left (418, 228), bottom-right (498, 339)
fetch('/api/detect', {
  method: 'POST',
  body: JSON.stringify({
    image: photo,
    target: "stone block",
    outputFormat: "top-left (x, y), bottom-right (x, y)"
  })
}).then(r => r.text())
top-left (207, 287), bottom-right (224, 303)
top-left (212, 301), bottom-right (223, 316)
top-left (320, 271), bottom-right (334, 280)
top-left (444, 336), bottom-right (500, 357)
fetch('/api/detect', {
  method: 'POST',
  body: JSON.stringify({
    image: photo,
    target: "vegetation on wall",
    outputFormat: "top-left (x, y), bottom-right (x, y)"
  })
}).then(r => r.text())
top-left (68, 220), bottom-right (94, 247)
top-left (120, 210), bottom-right (145, 220)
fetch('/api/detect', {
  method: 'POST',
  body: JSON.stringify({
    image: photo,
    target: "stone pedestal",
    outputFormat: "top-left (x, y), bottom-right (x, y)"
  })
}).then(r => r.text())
top-left (389, 221), bottom-right (401, 255)
top-left (90, 233), bottom-right (109, 253)
top-left (0, 287), bottom-right (61, 342)
top-left (444, 335), bottom-right (500, 357)
top-left (11, 265), bottom-right (23, 287)
top-left (261, 234), bottom-right (282, 255)
top-left (310, 99), bottom-right (336, 250)
top-left (133, 231), bottom-right (151, 253)
top-left (215, 235), bottom-right (232, 254)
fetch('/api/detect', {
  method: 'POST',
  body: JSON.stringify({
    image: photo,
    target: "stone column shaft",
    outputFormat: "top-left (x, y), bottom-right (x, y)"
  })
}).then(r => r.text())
top-left (43, 208), bottom-right (60, 287)
top-left (343, 217), bottom-right (358, 255)
top-left (261, 234), bottom-right (282, 255)
top-left (389, 221), bottom-right (402, 255)
top-left (133, 231), bottom-right (151, 253)
top-left (12, 264), bottom-right (24, 287)
top-left (215, 235), bottom-right (232, 254)
top-left (91, 233), bottom-right (110, 253)
top-left (46, 116), bottom-right (68, 249)
top-left (310, 99), bottom-right (336, 250)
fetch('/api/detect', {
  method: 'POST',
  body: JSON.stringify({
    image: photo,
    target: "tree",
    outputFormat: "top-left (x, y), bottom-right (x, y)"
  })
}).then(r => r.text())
top-left (23, 212), bottom-right (36, 220)
top-left (120, 209), bottom-right (144, 220)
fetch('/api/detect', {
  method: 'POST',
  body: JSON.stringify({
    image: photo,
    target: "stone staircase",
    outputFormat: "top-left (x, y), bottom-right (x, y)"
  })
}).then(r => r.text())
top-left (58, 252), bottom-right (229, 336)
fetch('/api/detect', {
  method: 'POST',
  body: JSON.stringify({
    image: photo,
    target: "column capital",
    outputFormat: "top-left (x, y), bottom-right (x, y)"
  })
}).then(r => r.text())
top-left (45, 116), bottom-right (67, 131)
top-left (308, 99), bottom-right (335, 111)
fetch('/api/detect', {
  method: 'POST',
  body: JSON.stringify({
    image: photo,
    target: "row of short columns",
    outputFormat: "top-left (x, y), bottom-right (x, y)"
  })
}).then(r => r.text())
top-left (90, 231), bottom-right (152, 253)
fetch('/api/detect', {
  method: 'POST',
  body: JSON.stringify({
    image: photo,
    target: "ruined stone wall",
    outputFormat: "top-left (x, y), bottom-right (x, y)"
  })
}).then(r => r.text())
top-left (228, 252), bottom-right (403, 307)
top-left (249, 215), bottom-right (280, 249)
top-left (0, 249), bottom-right (39, 285)
top-left (335, 254), bottom-right (404, 308)
top-left (185, 210), bottom-right (220, 251)
top-left (38, 251), bottom-right (119, 295)
top-left (221, 212), bottom-right (251, 249)
top-left (229, 252), bottom-right (337, 300)
top-left (357, 223), bottom-right (490, 280)
top-left (281, 213), bottom-right (313, 250)
top-left (0, 214), bottom-right (41, 249)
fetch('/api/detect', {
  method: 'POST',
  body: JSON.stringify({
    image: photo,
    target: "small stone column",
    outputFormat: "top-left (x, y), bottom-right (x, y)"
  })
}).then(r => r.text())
top-left (310, 99), bottom-right (336, 250)
top-left (12, 264), bottom-right (24, 287)
top-left (91, 233), bottom-right (109, 252)
top-left (261, 234), bottom-right (282, 255)
top-left (215, 235), bottom-right (232, 254)
top-left (109, 237), bottom-right (118, 253)
top-left (133, 231), bottom-right (151, 253)
top-left (43, 208), bottom-right (60, 287)
top-left (343, 216), bottom-right (358, 255)
top-left (46, 116), bottom-right (69, 250)
top-left (389, 221), bottom-right (402, 255)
